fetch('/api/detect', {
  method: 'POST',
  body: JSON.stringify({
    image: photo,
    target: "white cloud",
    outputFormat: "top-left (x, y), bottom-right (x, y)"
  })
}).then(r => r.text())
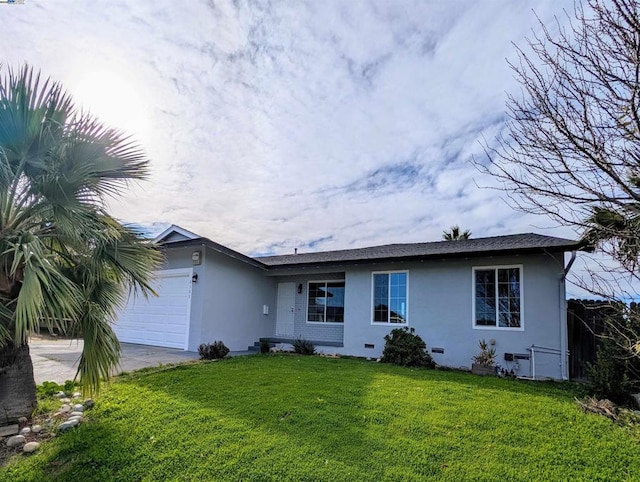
top-left (1, 0), bottom-right (578, 255)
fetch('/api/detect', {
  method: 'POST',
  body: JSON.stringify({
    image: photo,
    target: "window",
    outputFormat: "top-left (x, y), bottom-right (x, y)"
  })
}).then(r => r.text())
top-left (473, 266), bottom-right (522, 329)
top-left (372, 271), bottom-right (408, 324)
top-left (307, 281), bottom-right (345, 323)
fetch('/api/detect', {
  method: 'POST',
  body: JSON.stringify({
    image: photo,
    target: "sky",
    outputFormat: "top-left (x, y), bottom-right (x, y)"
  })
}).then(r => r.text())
top-left (0, 1), bottom-right (582, 258)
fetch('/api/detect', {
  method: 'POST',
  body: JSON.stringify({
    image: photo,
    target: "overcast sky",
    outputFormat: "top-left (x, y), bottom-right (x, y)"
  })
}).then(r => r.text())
top-left (1, 1), bottom-right (579, 258)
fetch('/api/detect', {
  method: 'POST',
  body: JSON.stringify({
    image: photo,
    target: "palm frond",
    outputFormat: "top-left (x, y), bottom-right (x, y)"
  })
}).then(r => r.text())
top-left (0, 66), bottom-right (74, 186)
top-left (75, 298), bottom-right (121, 395)
top-left (583, 205), bottom-right (640, 269)
top-left (9, 235), bottom-right (81, 343)
top-left (0, 305), bottom-right (12, 346)
top-left (0, 64), bottom-right (157, 395)
top-left (99, 223), bottom-right (162, 295)
top-left (443, 225), bottom-right (472, 241)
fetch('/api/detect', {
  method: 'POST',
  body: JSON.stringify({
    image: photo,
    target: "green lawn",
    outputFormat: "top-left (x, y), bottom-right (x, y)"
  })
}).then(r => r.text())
top-left (2, 355), bottom-right (639, 481)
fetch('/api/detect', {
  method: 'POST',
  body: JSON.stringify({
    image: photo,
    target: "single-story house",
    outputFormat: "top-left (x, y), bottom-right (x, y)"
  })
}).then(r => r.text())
top-left (113, 225), bottom-right (586, 379)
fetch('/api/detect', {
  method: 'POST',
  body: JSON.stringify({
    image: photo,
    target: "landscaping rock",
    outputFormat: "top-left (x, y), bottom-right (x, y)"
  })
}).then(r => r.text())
top-left (73, 392), bottom-right (82, 399)
top-left (61, 398), bottom-right (71, 404)
top-left (0, 424), bottom-right (19, 437)
top-left (56, 391), bottom-right (66, 398)
top-left (6, 435), bottom-right (26, 447)
top-left (23, 442), bottom-right (40, 453)
top-left (19, 427), bottom-right (31, 435)
top-left (83, 399), bottom-right (94, 409)
top-left (68, 416), bottom-right (83, 423)
top-left (70, 411), bottom-right (84, 417)
top-left (72, 404), bottom-right (84, 412)
top-left (31, 425), bottom-right (42, 434)
top-left (17, 416), bottom-right (28, 424)
top-left (58, 419), bottom-right (79, 431)
top-left (59, 404), bottom-right (71, 413)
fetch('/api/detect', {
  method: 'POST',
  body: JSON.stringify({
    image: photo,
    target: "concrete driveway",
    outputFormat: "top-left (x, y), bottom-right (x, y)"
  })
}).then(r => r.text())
top-left (29, 337), bottom-right (201, 384)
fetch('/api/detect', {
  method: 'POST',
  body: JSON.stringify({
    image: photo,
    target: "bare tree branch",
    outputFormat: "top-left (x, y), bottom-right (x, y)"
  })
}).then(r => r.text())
top-left (478, 0), bottom-right (640, 388)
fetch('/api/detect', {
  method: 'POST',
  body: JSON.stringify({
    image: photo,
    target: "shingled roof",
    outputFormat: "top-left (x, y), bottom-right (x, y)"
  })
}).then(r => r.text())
top-left (256, 233), bottom-right (586, 268)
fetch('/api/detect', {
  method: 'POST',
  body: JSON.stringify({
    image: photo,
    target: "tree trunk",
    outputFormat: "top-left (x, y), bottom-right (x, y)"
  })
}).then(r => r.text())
top-left (0, 343), bottom-right (37, 426)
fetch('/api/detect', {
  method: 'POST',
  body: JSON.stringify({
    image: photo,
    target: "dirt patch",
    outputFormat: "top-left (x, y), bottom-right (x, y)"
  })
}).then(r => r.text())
top-left (0, 416), bottom-right (55, 467)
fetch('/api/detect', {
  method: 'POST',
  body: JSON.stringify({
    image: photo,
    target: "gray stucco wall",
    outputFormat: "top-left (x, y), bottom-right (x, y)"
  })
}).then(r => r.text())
top-left (200, 250), bottom-right (275, 351)
top-left (337, 253), bottom-right (566, 379)
top-left (163, 246), bottom-right (275, 352)
top-left (162, 246), bottom-right (567, 379)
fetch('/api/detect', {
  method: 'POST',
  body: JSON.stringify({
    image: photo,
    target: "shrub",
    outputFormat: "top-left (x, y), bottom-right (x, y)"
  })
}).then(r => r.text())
top-left (381, 327), bottom-right (435, 368)
top-left (260, 340), bottom-right (271, 354)
top-left (36, 381), bottom-right (64, 398)
top-left (292, 338), bottom-right (315, 355)
top-left (587, 334), bottom-right (640, 406)
top-left (36, 380), bottom-right (77, 398)
top-left (198, 341), bottom-right (230, 360)
top-left (472, 339), bottom-right (496, 366)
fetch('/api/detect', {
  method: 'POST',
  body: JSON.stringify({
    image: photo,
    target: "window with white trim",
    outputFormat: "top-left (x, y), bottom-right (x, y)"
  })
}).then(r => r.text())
top-left (372, 271), bottom-right (408, 324)
top-left (307, 281), bottom-right (345, 323)
top-left (473, 266), bottom-right (522, 329)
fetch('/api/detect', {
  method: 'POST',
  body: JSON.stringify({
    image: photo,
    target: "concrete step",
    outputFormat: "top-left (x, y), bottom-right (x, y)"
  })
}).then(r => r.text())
top-left (247, 340), bottom-right (276, 352)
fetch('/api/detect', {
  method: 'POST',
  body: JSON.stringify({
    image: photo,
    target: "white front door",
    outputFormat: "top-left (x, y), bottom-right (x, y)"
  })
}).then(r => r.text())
top-left (276, 282), bottom-right (296, 337)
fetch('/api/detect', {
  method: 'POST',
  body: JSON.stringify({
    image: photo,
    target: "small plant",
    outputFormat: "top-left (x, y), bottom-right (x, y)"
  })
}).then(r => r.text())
top-left (198, 341), bottom-right (230, 360)
top-left (260, 340), bottom-right (271, 354)
top-left (36, 380), bottom-right (77, 398)
top-left (292, 338), bottom-right (315, 355)
top-left (381, 327), bottom-right (435, 368)
top-left (472, 339), bottom-right (496, 366)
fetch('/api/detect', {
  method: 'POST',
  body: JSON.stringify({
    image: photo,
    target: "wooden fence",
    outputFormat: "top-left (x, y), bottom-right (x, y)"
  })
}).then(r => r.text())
top-left (566, 299), bottom-right (620, 380)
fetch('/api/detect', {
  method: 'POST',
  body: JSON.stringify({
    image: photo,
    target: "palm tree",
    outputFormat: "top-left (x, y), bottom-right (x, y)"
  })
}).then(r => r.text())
top-left (0, 66), bottom-right (161, 425)
top-left (442, 225), bottom-right (471, 241)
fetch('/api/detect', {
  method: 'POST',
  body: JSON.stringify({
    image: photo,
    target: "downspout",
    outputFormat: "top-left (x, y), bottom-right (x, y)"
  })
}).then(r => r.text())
top-left (563, 251), bottom-right (577, 280)
top-left (559, 251), bottom-right (577, 380)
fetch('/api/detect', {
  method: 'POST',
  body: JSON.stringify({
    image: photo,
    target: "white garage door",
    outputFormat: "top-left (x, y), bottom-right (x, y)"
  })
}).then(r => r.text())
top-left (113, 268), bottom-right (192, 349)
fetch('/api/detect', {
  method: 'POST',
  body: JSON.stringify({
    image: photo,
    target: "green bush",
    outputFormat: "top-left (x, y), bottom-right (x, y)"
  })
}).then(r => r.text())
top-left (260, 340), bottom-right (271, 354)
top-left (198, 341), bottom-right (230, 360)
top-left (292, 338), bottom-right (315, 355)
top-left (36, 380), bottom-right (77, 398)
top-left (587, 335), bottom-right (640, 405)
top-left (381, 327), bottom-right (435, 368)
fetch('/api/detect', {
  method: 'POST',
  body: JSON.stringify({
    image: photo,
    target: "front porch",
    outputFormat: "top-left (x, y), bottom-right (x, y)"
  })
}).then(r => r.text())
top-left (267, 273), bottom-right (346, 350)
top-left (247, 337), bottom-right (344, 352)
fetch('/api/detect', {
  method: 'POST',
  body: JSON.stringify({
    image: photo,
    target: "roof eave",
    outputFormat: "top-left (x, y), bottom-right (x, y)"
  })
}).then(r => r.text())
top-left (261, 243), bottom-right (587, 270)
top-left (160, 238), bottom-right (269, 270)
top-left (153, 224), bottom-right (200, 243)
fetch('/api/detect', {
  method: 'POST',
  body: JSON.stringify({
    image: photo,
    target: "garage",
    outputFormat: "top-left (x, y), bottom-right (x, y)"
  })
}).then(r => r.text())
top-left (113, 268), bottom-right (193, 350)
